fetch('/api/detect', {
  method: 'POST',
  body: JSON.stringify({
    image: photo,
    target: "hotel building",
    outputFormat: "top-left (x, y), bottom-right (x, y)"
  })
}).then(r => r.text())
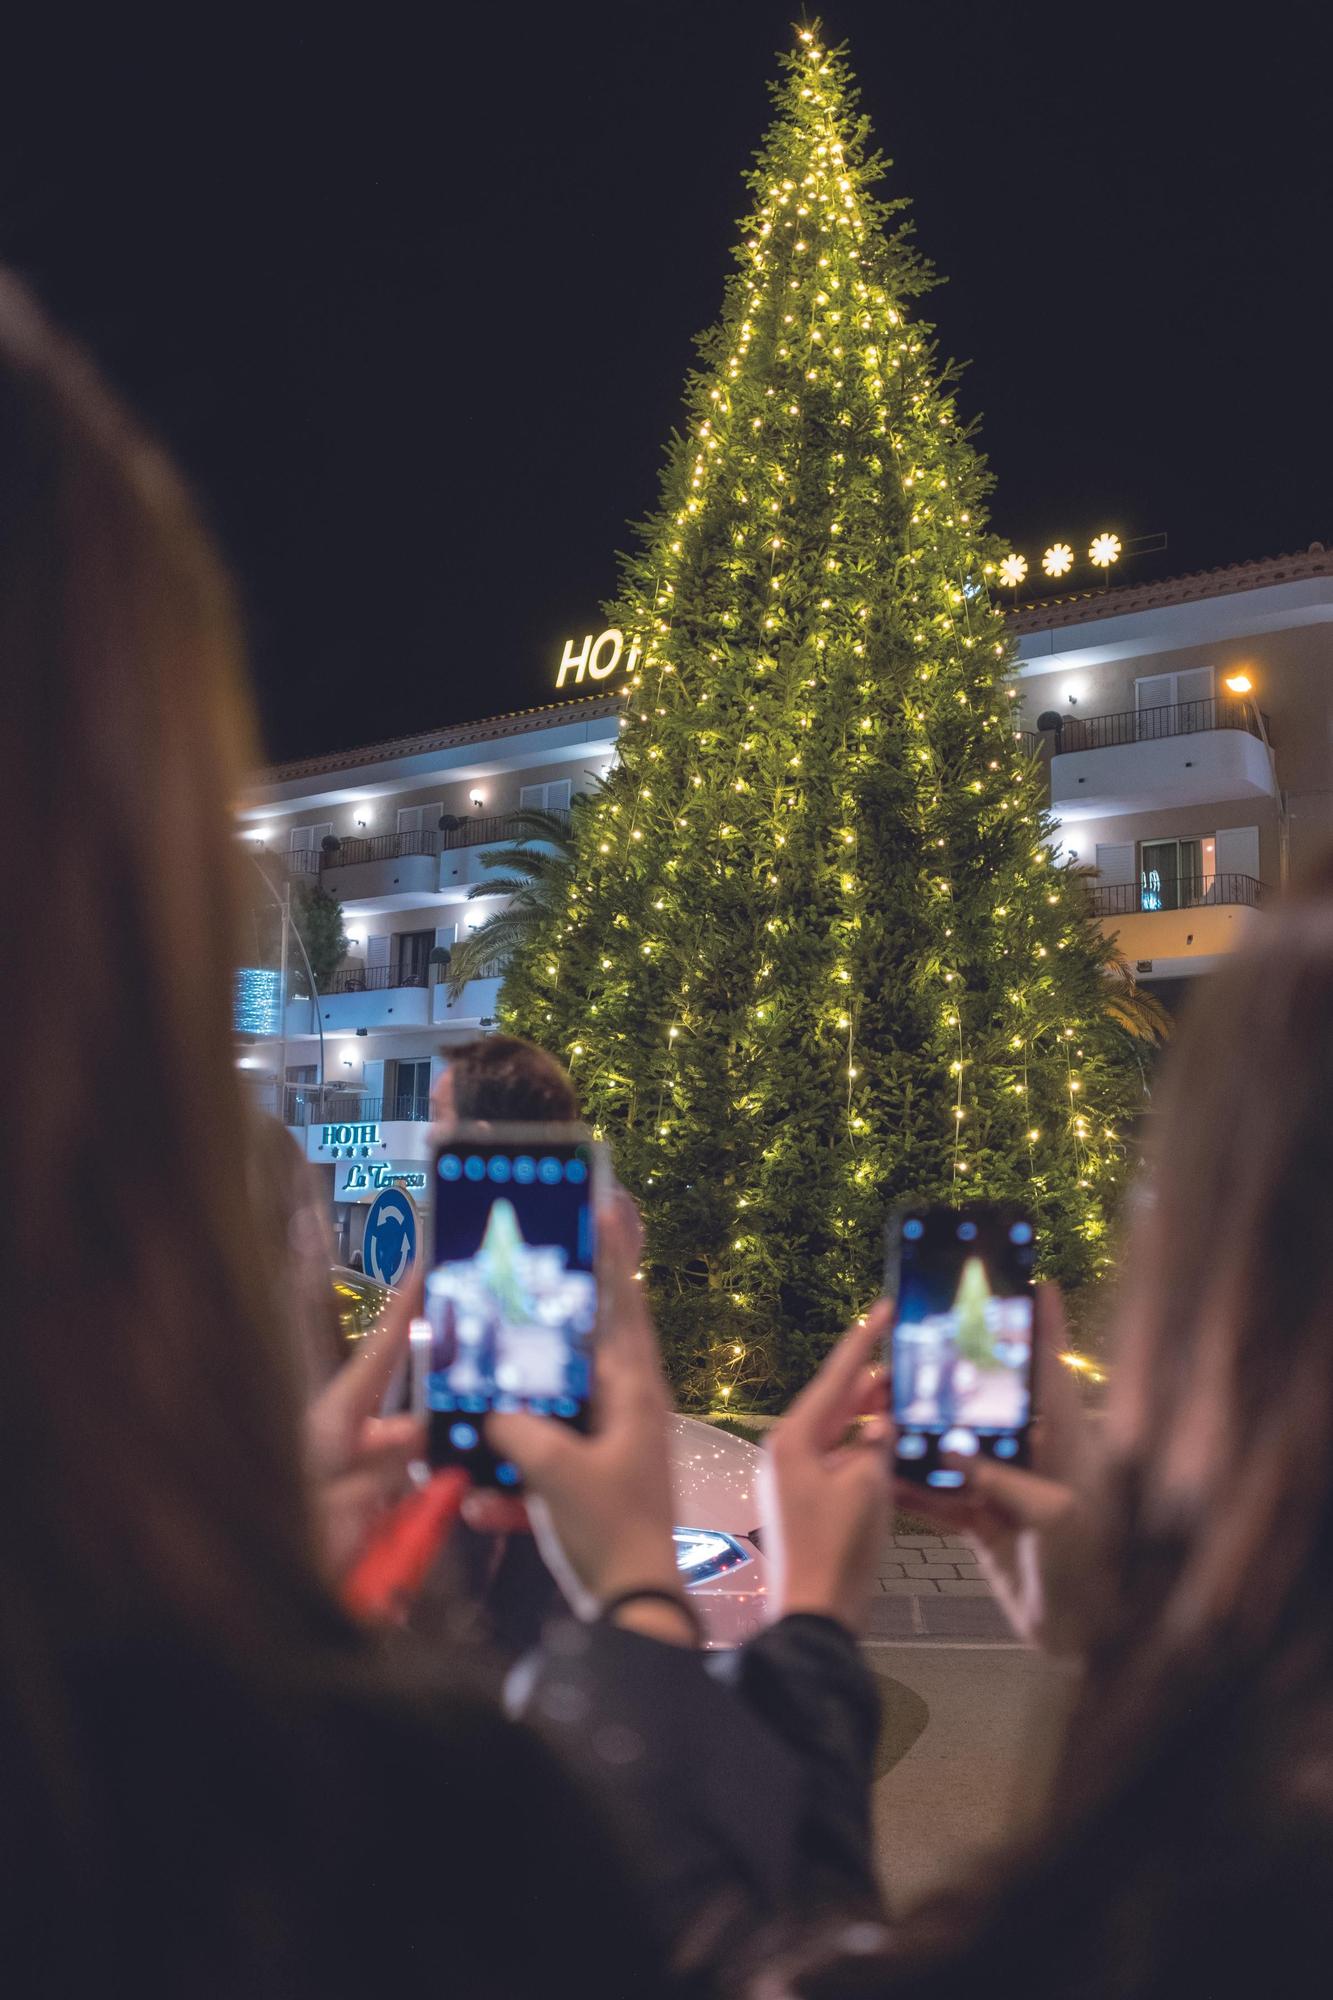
top-left (238, 543), bottom-right (1333, 1250)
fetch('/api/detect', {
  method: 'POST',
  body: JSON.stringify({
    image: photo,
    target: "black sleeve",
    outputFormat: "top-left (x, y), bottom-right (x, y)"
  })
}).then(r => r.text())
top-left (715, 1613), bottom-right (884, 1911)
top-left (507, 1615), bottom-right (881, 1979)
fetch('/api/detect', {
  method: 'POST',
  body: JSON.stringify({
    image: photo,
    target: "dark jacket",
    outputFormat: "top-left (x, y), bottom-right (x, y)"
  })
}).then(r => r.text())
top-left (510, 1613), bottom-right (883, 1976)
top-left (3, 1614), bottom-right (880, 1997)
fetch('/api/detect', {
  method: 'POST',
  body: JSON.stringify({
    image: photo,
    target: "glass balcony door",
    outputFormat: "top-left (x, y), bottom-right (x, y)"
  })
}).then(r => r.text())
top-left (1140, 838), bottom-right (1203, 911)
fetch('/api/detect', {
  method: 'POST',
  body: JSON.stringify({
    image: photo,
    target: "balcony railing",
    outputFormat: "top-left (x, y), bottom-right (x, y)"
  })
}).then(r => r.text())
top-left (285, 1092), bottom-right (433, 1127)
top-left (323, 830), bottom-right (440, 867)
top-left (1052, 697), bottom-right (1268, 754)
top-left (320, 963), bottom-right (429, 994)
top-left (438, 808), bottom-right (570, 852)
top-left (314, 810), bottom-right (573, 871)
top-left (282, 848), bottom-right (321, 876)
top-left (315, 957), bottom-right (507, 996)
top-left (1090, 873), bottom-right (1266, 918)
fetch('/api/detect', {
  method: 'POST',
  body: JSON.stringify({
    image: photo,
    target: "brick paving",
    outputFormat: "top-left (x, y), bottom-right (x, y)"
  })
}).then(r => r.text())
top-left (865, 1532), bottom-right (1015, 1642)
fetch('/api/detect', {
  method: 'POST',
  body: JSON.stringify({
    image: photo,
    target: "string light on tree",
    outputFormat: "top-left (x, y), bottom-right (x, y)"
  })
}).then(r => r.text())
top-left (501, 22), bottom-right (1146, 1405)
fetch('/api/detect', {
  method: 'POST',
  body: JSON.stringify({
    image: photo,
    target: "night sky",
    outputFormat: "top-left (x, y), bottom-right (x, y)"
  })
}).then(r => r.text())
top-left (4, 4), bottom-right (1328, 762)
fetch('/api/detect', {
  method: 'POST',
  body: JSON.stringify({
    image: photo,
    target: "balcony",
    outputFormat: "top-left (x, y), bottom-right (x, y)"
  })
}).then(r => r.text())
top-left (437, 809), bottom-right (571, 894)
top-left (1091, 873), bottom-right (1266, 978)
top-left (433, 966), bottom-right (504, 1027)
top-left (1048, 697), bottom-right (1276, 821)
top-left (321, 830), bottom-right (442, 909)
top-left (311, 810), bottom-right (572, 909)
top-left (285, 963), bottom-right (433, 1036)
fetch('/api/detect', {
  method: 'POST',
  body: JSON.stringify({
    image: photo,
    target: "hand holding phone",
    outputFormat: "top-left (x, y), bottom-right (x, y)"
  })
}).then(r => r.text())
top-left (886, 1202), bottom-right (1036, 1490)
top-left (420, 1125), bottom-right (601, 1489)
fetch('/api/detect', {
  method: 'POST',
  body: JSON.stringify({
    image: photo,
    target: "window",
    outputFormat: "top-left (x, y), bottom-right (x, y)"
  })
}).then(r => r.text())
top-left (284, 1064), bottom-right (318, 1125)
top-left (388, 1058), bottom-right (431, 1121)
top-left (396, 803), bottom-right (443, 835)
top-left (289, 822), bottom-right (333, 851)
top-left (392, 930), bottom-right (433, 986)
top-left (1134, 668), bottom-right (1214, 739)
top-left (1139, 838), bottom-right (1203, 911)
top-left (519, 779), bottom-right (572, 812)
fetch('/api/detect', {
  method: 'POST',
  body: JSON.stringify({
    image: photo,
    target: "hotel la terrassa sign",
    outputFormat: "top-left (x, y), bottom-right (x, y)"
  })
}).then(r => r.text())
top-left (555, 628), bottom-right (639, 689)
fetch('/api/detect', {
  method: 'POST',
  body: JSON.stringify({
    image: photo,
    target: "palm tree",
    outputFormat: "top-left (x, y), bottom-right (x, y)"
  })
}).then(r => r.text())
top-left (444, 807), bottom-right (575, 1000)
top-left (1101, 948), bottom-right (1172, 1045)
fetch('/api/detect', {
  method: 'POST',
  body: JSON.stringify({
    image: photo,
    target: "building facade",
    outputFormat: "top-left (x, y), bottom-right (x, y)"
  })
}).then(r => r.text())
top-left (237, 695), bottom-right (620, 1257)
top-left (1010, 544), bottom-right (1333, 1005)
top-left (238, 544), bottom-right (1333, 1246)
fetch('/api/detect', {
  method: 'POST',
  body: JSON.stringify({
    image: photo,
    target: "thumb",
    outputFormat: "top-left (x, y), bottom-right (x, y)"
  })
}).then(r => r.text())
top-left (485, 1409), bottom-right (580, 1488)
top-left (967, 1456), bottom-right (1075, 1531)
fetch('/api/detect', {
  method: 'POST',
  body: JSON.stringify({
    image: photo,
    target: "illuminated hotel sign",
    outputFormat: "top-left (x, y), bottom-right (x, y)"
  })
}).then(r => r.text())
top-left (555, 628), bottom-right (641, 689)
top-left (335, 1160), bottom-right (429, 1200)
top-left (318, 1122), bottom-right (382, 1157)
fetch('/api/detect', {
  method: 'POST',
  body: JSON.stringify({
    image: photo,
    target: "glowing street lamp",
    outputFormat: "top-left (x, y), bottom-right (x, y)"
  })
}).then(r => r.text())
top-left (1088, 532), bottom-right (1122, 568)
top-left (1042, 542), bottom-right (1074, 578)
top-left (1224, 671), bottom-right (1254, 695)
top-left (997, 552), bottom-right (1028, 588)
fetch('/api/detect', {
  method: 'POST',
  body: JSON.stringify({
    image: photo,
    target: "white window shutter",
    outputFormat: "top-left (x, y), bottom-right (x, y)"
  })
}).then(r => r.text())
top-left (434, 924), bottom-right (457, 949)
top-left (361, 1059), bottom-right (385, 1104)
top-left (1214, 825), bottom-right (1260, 882)
top-left (1095, 843), bottom-right (1135, 887)
top-left (546, 779), bottom-right (572, 810)
top-left (1176, 666), bottom-right (1214, 705)
top-left (397, 805), bottom-right (422, 833)
top-left (1135, 674), bottom-right (1173, 712)
top-left (366, 935), bottom-right (391, 969)
top-left (519, 783), bottom-right (544, 808)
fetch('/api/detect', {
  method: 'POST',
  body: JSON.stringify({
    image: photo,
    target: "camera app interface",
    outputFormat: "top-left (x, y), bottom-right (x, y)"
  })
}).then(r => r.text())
top-left (427, 1140), bottom-right (595, 1480)
top-left (893, 1206), bottom-right (1034, 1482)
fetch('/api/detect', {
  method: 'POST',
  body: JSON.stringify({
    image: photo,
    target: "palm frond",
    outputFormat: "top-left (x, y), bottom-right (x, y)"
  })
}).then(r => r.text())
top-left (466, 873), bottom-right (535, 900)
top-left (446, 913), bottom-right (546, 997)
top-left (1101, 949), bottom-right (1172, 1045)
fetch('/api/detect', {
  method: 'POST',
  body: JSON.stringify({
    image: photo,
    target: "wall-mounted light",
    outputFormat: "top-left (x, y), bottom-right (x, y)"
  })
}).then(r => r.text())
top-left (1224, 671), bottom-right (1253, 695)
top-left (356, 817), bottom-right (367, 829)
top-left (1067, 848), bottom-right (1079, 862)
top-left (470, 791), bottom-right (484, 809)
top-left (1063, 691), bottom-right (1080, 708)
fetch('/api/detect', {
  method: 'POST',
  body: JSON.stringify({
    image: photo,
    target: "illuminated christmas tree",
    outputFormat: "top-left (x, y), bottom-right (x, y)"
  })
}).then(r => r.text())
top-left (504, 25), bottom-right (1143, 1403)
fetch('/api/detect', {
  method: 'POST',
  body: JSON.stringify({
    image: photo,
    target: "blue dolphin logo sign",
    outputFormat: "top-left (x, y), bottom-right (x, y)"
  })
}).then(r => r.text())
top-left (362, 1187), bottom-right (418, 1288)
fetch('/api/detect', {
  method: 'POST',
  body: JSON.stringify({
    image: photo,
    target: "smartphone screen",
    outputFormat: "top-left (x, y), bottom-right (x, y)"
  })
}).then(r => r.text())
top-left (886, 1202), bottom-right (1035, 1488)
top-left (424, 1127), bottom-right (598, 1487)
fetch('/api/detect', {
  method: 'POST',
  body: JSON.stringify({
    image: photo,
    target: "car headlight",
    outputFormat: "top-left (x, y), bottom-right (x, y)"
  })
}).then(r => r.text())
top-left (672, 1528), bottom-right (753, 1587)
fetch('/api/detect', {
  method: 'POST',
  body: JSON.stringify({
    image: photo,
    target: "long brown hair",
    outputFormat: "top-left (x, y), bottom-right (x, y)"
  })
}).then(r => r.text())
top-left (798, 904), bottom-right (1333, 1997)
top-left (0, 273), bottom-right (345, 1701)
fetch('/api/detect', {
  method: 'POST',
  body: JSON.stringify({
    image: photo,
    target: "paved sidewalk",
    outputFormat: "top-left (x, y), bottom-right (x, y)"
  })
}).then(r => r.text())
top-left (868, 1645), bottom-right (1075, 1908)
top-left (867, 1533), bottom-right (1012, 1641)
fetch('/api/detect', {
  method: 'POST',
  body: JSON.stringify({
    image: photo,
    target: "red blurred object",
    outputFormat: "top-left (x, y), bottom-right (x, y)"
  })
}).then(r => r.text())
top-left (343, 1470), bottom-right (468, 1624)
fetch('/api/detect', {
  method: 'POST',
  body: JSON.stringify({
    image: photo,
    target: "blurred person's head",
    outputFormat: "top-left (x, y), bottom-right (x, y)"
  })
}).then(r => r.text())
top-left (0, 272), bottom-right (335, 1664)
top-left (431, 1035), bottom-right (580, 1132)
top-left (1086, 892), bottom-right (1333, 1725)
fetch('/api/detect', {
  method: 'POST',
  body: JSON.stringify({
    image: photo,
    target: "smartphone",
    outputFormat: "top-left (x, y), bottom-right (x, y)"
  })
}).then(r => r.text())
top-left (885, 1201), bottom-right (1036, 1489)
top-left (420, 1124), bottom-right (602, 1488)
